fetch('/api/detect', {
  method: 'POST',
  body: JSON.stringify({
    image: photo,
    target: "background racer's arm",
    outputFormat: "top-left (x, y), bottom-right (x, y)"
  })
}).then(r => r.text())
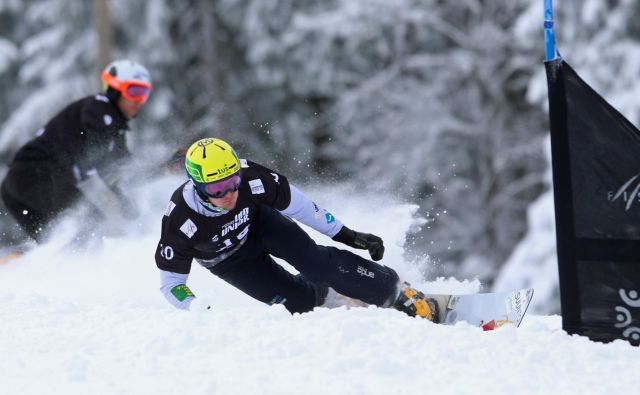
top-left (75, 97), bottom-right (136, 223)
top-left (76, 172), bottom-right (127, 233)
top-left (79, 96), bottom-right (131, 179)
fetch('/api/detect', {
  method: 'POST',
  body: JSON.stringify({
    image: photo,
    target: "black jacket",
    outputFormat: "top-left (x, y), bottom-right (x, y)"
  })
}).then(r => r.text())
top-left (11, 93), bottom-right (130, 185)
top-left (155, 160), bottom-right (291, 275)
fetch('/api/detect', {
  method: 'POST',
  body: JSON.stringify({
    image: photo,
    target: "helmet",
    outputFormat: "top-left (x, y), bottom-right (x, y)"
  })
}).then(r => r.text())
top-left (101, 59), bottom-right (152, 103)
top-left (185, 138), bottom-right (241, 185)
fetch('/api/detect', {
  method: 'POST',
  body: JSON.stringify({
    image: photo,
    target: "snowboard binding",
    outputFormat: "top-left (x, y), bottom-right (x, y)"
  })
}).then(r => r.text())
top-left (393, 282), bottom-right (440, 323)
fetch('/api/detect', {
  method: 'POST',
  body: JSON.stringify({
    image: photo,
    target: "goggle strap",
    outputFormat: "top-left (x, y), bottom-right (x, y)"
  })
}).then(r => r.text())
top-left (101, 71), bottom-right (121, 90)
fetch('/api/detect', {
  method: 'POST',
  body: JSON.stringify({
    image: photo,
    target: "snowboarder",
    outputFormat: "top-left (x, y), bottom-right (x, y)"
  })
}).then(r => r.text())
top-left (1, 59), bottom-right (152, 245)
top-left (155, 137), bottom-right (439, 320)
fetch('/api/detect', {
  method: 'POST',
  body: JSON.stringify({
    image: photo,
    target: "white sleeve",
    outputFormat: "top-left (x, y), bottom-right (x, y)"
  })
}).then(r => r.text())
top-left (280, 184), bottom-right (344, 238)
top-left (76, 171), bottom-right (126, 235)
top-left (159, 269), bottom-right (195, 310)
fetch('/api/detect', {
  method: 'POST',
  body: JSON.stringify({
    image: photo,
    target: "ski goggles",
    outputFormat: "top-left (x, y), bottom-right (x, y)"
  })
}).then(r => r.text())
top-left (196, 174), bottom-right (242, 199)
top-left (101, 72), bottom-right (153, 104)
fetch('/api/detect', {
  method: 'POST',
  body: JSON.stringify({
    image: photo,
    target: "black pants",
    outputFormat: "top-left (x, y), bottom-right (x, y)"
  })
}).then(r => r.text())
top-left (210, 205), bottom-right (399, 314)
top-left (1, 160), bottom-right (80, 243)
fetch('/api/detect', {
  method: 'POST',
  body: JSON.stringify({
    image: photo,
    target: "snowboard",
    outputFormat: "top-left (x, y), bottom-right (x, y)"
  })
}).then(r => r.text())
top-left (426, 288), bottom-right (534, 330)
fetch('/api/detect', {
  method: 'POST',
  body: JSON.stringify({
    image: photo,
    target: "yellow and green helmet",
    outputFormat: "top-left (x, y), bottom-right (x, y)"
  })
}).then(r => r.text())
top-left (185, 138), bottom-right (241, 185)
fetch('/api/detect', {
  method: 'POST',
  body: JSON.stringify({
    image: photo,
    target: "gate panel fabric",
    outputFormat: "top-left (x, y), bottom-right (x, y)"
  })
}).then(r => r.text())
top-left (546, 59), bottom-right (640, 345)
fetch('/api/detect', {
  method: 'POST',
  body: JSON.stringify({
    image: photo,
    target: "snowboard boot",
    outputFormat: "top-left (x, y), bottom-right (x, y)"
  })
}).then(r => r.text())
top-left (393, 282), bottom-right (440, 323)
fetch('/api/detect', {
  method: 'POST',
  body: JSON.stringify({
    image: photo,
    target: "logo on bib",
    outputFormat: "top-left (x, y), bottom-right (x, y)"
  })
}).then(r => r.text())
top-left (325, 212), bottom-right (335, 224)
top-left (180, 219), bottom-right (198, 238)
top-left (249, 179), bottom-right (265, 194)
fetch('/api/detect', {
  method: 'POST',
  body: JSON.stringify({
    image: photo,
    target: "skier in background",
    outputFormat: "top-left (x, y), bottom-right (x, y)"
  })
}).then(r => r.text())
top-left (1, 59), bottom-right (152, 247)
top-left (155, 137), bottom-right (439, 320)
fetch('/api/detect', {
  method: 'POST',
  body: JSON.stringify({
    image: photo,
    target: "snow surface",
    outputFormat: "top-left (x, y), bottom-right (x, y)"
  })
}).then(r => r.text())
top-left (1, 177), bottom-right (638, 394)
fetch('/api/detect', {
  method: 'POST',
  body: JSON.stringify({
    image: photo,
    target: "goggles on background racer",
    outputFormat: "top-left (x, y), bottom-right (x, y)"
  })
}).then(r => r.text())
top-left (195, 173), bottom-right (242, 199)
top-left (101, 71), bottom-right (153, 104)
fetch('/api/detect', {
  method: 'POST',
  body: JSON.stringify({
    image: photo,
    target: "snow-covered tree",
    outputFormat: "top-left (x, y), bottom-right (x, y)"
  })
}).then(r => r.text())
top-left (0, 1), bottom-right (96, 156)
top-left (0, 0), bottom-right (20, 154)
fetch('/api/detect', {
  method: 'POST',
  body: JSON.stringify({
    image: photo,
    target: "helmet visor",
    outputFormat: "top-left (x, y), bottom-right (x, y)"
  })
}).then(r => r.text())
top-left (126, 84), bottom-right (151, 99)
top-left (102, 71), bottom-right (152, 104)
top-left (123, 83), bottom-right (152, 103)
top-left (199, 174), bottom-right (242, 198)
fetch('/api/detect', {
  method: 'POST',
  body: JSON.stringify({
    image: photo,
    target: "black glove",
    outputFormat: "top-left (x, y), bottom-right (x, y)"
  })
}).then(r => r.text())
top-left (332, 226), bottom-right (385, 261)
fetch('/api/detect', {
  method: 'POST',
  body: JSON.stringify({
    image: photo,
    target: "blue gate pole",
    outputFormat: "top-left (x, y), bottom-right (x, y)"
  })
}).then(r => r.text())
top-left (544, 0), bottom-right (557, 61)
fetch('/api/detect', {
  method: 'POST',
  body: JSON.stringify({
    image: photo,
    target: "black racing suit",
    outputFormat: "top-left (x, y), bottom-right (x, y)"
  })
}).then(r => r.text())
top-left (155, 160), bottom-right (399, 314)
top-left (1, 94), bottom-right (130, 242)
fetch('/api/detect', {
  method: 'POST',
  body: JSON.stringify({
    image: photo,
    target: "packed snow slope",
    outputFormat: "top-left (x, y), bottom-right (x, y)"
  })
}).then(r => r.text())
top-left (0, 177), bottom-right (638, 394)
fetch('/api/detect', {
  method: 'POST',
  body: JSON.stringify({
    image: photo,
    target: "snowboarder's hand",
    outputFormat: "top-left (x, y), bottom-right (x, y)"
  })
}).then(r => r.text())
top-left (354, 231), bottom-right (385, 261)
top-left (332, 226), bottom-right (385, 261)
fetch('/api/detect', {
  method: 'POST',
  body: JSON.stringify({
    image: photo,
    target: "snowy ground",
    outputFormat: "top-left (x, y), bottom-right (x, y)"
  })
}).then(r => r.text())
top-left (1, 178), bottom-right (639, 394)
